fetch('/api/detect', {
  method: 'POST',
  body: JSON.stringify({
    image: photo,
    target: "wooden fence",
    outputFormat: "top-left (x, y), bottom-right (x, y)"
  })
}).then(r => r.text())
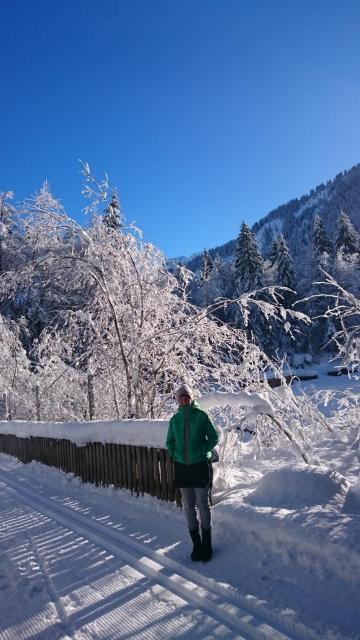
top-left (0, 434), bottom-right (182, 506)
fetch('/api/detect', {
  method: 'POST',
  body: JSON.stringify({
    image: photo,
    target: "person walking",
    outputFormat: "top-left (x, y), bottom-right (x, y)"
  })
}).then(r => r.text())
top-left (166, 384), bottom-right (219, 562)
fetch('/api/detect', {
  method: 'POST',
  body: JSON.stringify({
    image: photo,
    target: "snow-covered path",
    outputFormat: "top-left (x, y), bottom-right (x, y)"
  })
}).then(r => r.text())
top-left (1, 445), bottom-right (359, 640)
top-left (0, 457), bottom-right (304, 640)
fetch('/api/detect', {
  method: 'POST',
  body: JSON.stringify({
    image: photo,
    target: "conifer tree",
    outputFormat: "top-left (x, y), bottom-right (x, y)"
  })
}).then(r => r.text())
top-left (335, 210), bottom-right (359, 256)
top-left (269, 236), bottom-right (280, 267)
top-left (313, 215), bottom-right (333, 256)
top-left (234, 222), bottom-right (264, 293)
top-left (200, 249), bottom-right (214, 283)
top-left (261, 225), bottom-right (274, 259)
top-left (103, 191), bottom-right (122, 231)
top-left (275, 234), bottom-right (297, 294)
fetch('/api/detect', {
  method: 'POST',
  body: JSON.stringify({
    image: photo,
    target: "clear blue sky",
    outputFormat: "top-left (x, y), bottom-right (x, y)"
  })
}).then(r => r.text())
top-left (1, 0), bottom-right (360, 257)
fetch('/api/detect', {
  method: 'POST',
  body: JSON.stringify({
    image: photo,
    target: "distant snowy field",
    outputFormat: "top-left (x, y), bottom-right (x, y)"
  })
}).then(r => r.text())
top-left (0, 369), bottom-right (359, 639)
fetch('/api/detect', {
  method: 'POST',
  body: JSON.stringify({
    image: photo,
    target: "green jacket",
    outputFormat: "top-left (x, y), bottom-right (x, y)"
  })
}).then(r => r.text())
top-left (166, 400), bottom-right (219, 465)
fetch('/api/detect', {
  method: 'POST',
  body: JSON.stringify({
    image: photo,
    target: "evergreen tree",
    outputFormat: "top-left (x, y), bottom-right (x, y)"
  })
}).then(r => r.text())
top-left (234, 222), bottom-right (264, 293)
top-left (103, 191), bottom-right (122, 231)
top-left (275, 234), bottom-right (297, 294)
top-left (200, 249), bottom-right (214, 283)
top-left (202, 253), bottom-right (234, 313)
top-left (212, 253), bottom-right (233, 297)
top-left (313, 215), bottom-right (333, 256)
top-left (335, 210), bottom-right (359, 256)
top-left (261, 225), bottom-right (274, 259)
top-left (269, 236), bottom-right (280, 267)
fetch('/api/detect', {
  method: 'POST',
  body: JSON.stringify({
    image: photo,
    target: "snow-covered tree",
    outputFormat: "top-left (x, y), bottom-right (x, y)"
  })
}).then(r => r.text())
top-left (260, 224), bottom-right (274, 260)
top-left (305, 217), bottom-right (335, 352)
top-left (200, 249), bottom-right (214, 283)
top-left (308, 270), bottom-right (360, 369)
top-left (335, 210), bottom-right (359, 257)
top-left (275, 235), bottom-right (297, 298)
top-left (173, 263), bottom-right (194, 299)
top-left (310, 215), bottom-right (334, 297)
top-left (313, 215), bottom-right (333, 257)
top-left (196, 249), bottom-right (213, 306)
top-left (211, 254), bottom-right (234, 299)
top-left (15, 183), bottom-right (83, 344)
top-left (103, 190), bottom-right (123, 231)
top-left (194, 253), bottom-right (234, 313)
top-left (0, 316), bottom-right (33, 419)
top-left (31, 329), bottom-right (88, 421)
top-left (0, 191), bottom-right (22, 275)
top-left (268, 236), bottom-right (280, 267)
top-left (234, 222), bottom-right (264, 293)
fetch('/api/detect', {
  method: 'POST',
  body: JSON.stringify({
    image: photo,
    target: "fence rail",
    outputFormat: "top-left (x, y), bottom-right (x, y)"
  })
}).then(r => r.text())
top-left (0, 434), bottom-right (182, 506)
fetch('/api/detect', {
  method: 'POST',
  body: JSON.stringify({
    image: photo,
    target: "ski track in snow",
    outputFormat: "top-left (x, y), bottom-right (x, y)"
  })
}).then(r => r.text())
top-left (0, 466), bottom-right (320, 640)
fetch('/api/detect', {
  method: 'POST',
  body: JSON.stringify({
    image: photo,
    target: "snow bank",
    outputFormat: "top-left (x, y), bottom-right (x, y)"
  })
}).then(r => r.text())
top-left (212, 434), bottom-right (360, 594)
top-left (215, 466), bottom-right (360, 586)
top-left (343, 483), bottom-right (360, 515)
top-left (0, 419), bottom-right (169, 448)
top-left (244, 466), bottom-right (349, 509)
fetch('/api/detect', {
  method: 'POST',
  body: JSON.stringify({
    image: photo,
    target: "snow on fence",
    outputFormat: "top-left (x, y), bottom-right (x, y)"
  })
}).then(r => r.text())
top-left (0, 390), bottom-right (283, 503)
top-left (0, 433), bottom-right (182, 506)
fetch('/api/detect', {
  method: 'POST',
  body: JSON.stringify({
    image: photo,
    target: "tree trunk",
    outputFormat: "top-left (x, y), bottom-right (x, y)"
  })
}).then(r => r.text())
top-left (88, 372), bottom-right (96, 420)
top-left (3, 392), bottom-right (9, 421)
top-left (35, 384), bottom-right (41, 421)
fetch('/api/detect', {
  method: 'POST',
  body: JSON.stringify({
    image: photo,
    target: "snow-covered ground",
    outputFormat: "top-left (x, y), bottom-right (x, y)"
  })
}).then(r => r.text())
top-left (0, 371), bottom-right (359, 640)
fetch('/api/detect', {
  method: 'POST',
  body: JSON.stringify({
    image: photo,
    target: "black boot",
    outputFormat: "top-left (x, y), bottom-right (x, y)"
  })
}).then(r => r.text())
top-left (201, 527), bottom-right (213, 562)
top-left (189, 528), bottom-right (202, 561)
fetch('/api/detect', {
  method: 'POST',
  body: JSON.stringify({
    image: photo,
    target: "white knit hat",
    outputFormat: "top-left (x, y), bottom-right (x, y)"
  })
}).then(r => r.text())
top-left (175, 384), bottom-right (194, 401)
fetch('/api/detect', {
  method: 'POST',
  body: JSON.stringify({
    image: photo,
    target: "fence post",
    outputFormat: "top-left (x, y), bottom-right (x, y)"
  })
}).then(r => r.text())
top-left (87, 371), bottom-right (96, 420)
top-left (35, 383), bottom-right (41, 421)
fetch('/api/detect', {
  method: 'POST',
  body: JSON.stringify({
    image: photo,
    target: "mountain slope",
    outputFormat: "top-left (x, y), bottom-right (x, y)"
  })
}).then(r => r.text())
top-left (185, 163), bottom-right (360, 274)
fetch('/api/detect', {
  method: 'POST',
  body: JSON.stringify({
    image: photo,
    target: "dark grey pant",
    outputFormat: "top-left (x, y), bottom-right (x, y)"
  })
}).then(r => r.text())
top-left (180, 486), bottom-right (211, 531)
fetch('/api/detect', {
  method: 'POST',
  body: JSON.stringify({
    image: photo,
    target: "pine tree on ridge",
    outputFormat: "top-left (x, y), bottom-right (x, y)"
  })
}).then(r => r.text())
top-left (234, 222), bottom-right (264, 293)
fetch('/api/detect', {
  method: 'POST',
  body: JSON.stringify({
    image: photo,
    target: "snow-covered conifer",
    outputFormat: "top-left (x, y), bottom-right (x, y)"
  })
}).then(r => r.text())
top-left (306, 217), bottom-right (336, 351)
top-left (197, 250), bottom-right (216, 306)
top-left (335, 210), bottom-right (359, 257)
top-left (260, 224), bottom-right (274, 259)
top-left (234, 222), bottom-right (264, 293)
top-left (196, 253), bottom-right (234, 312)
top-left (200, 249), bottom-right (214, 283)
top-left (103, 191), bottom-right (123, 231)
top-left (269, 236), bottom-right (280, 267)
top-left (313, 215), bottom-right (333, 256)
top-left (275, 234), bottom-right (297, 294)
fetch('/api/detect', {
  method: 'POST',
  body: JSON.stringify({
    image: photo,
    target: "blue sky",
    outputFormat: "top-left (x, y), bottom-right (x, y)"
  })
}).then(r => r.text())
top-left (1, 0), bottom-right (360, 257)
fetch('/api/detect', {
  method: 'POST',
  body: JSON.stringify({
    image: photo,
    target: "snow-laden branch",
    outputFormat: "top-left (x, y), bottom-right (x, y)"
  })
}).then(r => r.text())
top-left (197, 390), bottom-right (312, 464)
top-left (197, 390), bottom-right (274, 417)
top-left (301, 269), bottom-right (360, 368)
top-left (209, 287), bottom-right (310, 332)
